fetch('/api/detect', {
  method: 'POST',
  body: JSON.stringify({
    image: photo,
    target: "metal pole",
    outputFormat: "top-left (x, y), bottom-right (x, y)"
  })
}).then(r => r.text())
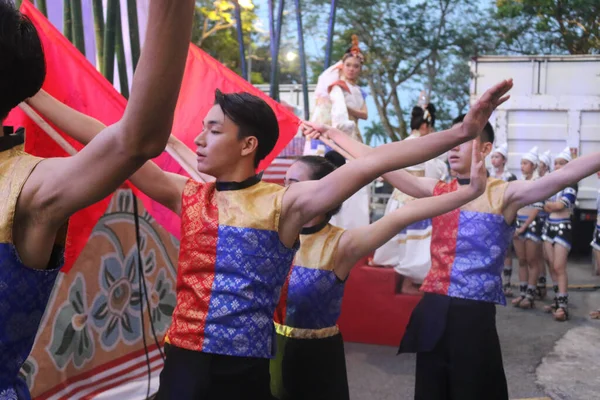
top-left (294, 0), bottom-right (309, 120)
top-left (324, 0), bottom-right (338, 68)
top-left (234, 1), bottom-right (248, 80)
top-left (269, 0), bottom-right (285, 100)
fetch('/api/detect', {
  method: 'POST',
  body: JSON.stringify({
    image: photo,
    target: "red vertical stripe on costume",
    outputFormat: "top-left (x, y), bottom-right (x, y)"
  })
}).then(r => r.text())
top-left (5, 2), bottom-right (300, 272)
top-left (273, 266), bottom-right (294, 325)
top-left (421, 180), bottom-right (460, 295)
top-left (167, 181), bottom-right (218, 352)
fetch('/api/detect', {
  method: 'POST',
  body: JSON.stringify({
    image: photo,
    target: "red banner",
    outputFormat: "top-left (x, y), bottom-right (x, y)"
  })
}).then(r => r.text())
top-left (6, 0), bottom-right (300, 272)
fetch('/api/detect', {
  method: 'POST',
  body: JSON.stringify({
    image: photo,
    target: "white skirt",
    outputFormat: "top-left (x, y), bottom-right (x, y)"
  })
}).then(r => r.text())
top-left (372, 189), bottom-right (432, 283)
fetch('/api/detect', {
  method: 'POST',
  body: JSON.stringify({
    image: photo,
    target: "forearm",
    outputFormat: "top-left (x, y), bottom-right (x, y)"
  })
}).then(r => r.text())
top-left (348, 107), bottom-right (367, 120)
top-left (27, 90), bottom-right (105, 144)
top-left (509, 154), bottom-right (599, 209)
top-left (336, 123), bottom-right (470, 177)
top-left (120, 0), bottom-right (195, 156)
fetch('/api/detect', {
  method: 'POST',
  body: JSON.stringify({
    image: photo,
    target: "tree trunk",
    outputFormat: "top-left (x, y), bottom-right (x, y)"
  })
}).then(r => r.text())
top-left (92, 0), bottom-right (105, 72)
top-left (102, 0), bottom-right (118, 83)
top-left (126, 0), bottom-right (141, 71)
top-left (36, 0), bottom-right (47, 16)
top-left (64, 0), bottom-right (73, 43)
top-left (70, 0), bottom-right (86, 55)
top-left (115, 7), bottom-right (129, 98)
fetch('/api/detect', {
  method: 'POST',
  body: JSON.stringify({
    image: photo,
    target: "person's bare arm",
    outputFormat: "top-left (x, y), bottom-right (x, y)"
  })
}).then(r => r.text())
top-left (333, 140), bottom-right (487, 280)
top-left (278, 80), bottom-right (512, 247)
top-left (15, 1), bottom-right (194, 269)
top-left (504, 154), bottom-right (599, 221)
top-left (312, 126), bottom-right (438, 198)
top-left (26, 90), bottom-right (187, 215)
top-left (348, 103), bottom-right (367, 120)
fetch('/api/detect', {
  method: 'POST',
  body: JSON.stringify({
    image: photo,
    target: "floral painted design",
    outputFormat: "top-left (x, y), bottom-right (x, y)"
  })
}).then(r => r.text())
top-left (147, 270), bottom-right (177, 334)
top-left (48, 274), bottom-right (94, 369)
top-left (90, 248), bottom-right (142, 350)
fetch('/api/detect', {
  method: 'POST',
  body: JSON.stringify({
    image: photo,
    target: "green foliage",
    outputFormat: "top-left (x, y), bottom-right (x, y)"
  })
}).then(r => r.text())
top-left (494, 0), bottom-right (600, 54)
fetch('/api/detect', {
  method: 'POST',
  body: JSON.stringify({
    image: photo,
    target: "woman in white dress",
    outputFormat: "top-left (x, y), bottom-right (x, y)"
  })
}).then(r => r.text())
top-left (371, 100), bottom-right (448, 294)
top-left (305, 35), bottom-right (370, 230)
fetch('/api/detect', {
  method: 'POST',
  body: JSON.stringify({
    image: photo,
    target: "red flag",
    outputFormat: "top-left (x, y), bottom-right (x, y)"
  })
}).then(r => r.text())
top-left (6, 0), bottom-right (300, 272)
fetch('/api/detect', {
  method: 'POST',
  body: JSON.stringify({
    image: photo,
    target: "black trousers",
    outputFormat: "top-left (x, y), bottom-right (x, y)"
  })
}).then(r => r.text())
top-left (270, 333), bottom-right (349, 400)
top-left (156, 344), bottom-right (274, 400)
top-left (400, 294), bottom-right (509, 400)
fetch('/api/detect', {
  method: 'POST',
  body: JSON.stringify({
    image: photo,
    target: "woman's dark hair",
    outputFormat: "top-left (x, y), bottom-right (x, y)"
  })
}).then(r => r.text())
top-left (296, 155), bottom-right (342, 218)
top-left (214, 89), bottom-right (279, 168)
top-left (0, 1), bottom-right (46, 121)
top-left (410, 104), bottom-right (436, 131)
top-left (324, 150), bottom-right (346, 168)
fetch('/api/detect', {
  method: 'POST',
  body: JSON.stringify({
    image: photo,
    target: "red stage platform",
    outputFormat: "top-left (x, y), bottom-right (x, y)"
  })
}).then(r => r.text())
top-left (338, 263), bottom-right (421, 347)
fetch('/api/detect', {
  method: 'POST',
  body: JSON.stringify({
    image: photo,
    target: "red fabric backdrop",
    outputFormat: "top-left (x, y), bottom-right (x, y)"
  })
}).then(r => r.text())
top-left (6, 0), bottom-right (300, 272)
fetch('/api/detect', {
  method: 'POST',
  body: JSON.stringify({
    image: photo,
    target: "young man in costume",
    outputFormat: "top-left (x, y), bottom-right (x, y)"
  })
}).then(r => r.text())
top-left (27, 76), bottom-right (513, 398)
top-left (304, 110), bottom-right (600, 399)
top-left (0, 0), bottom-right (195, 398)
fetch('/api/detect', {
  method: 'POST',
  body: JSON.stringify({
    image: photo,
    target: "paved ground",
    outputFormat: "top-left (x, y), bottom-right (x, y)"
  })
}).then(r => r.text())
top-left (344, 256), bottom-right (600, 400)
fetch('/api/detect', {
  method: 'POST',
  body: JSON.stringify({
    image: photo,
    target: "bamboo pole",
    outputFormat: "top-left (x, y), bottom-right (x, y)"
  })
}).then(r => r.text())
top-left (324, 0), bottom-right (338, 68)
top-left (233, 1), bottom-right (248, 80)
top-left (166, 136), bottom-right (213, 183)
top-left (18, 103), bottom-right (210, 184)
top-left (70, 0), bottom-right (86, 55)
top-left (294, 0), bottom-right (309, 120)
top-left (64, 0), bottom-right (73, 43)
top-left (19, 103), bottom-right (77, 156)
top-left (126, 0), bottom-right (141, 71)
top-left (102, 0), bottom-right (118, 82)
top-left (92, 0), bottom-right (105, 70)
top-left (115, 7), bottom-right (130, 98)
top-left (36, 0), bottom-right (47, 16)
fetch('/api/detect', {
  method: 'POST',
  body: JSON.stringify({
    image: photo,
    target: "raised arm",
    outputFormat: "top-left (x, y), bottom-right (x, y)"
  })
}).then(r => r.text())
top-left (309, 125), bottom-right (438, 198)
top-left (26, 90), bottom-right (187, 215)
top-left (332, 140), bottom-right (487, 279)
top-left (282, 79), bottom-right (512, 233)
top-left (19, 1), bottom-right (196, 227)
top-left (504, 154), bottom-right (599, 220)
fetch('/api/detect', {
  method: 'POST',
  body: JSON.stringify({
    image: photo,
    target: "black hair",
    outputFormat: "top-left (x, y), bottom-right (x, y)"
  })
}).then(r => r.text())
top-left (0, 0), bottom-right (46, 121)
top-left (410, 104), bottom-right (436, 131)
top-left (296, 155), bottom-right (342, 218)
top-left (214, 89), bottom-right (279, 168)
top-left (324, 150), bottom-right (346, 168)
top-left (452, 114), bottom-right (495, 144)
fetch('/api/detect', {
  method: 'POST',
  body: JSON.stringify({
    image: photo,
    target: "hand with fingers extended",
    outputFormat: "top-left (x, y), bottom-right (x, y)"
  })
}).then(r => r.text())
top-left (301, 121), bottom-right (335, 141)
top-left (463, 79), bottom-right (513, 139)
top-left (466, 138), bottom-right (488, 198)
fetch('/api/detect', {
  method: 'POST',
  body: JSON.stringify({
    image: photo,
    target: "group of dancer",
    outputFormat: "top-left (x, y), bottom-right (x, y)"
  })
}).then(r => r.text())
top-left (2, 2), bottom-right (600, 400)
top-left (492, 144), bottom-right (578, 322)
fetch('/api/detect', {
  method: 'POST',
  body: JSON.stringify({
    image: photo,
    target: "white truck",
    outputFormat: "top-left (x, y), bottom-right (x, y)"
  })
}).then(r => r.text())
top-left (471, 55), bottom-right (600, 254)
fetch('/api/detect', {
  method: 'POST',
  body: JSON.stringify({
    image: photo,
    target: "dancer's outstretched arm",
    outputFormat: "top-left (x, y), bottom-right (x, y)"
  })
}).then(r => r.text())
top-left (504, 155), bottom-right (600, 221)
top-left (27, 90), bottom-right (188, 215)
top-left (332, 139), bottom-right (487, 280)
top-left (280, 79), bottom-right (513, 246)
top-left (303, 124), bottom-right (439, 199)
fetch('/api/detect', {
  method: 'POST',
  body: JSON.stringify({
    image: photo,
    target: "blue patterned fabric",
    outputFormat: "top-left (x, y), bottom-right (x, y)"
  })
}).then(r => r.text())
top-left (284, 266), bottom-right (344, 329)
top-left (0, 244), bottom-right (63, 400)
top-left (203, 226), bottom-right (296, 358)
top-left (399, 218), bottom-right (431, 235)
top-left (447, 211), bottom-right (513, 305)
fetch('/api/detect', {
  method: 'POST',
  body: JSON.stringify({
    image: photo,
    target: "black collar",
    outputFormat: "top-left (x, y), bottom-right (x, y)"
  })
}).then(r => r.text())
top-left (301, 219), bottom-right (329, 235)
top-left (0, 127), bottom-right (25, 152)
top-left (215, 174), bottom-right (261, 191)
top-left (457, 178), bottom-right (470, 186)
